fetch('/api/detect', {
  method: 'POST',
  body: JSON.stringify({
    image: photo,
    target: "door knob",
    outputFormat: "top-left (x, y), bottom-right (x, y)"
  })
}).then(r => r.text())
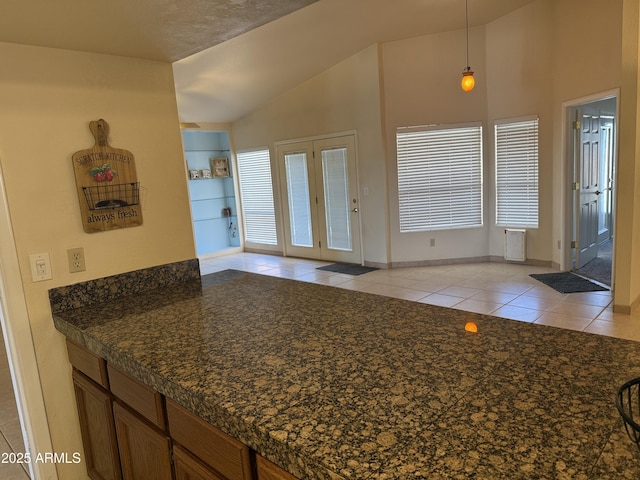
top-left (595, 190), bottom-right (602, 195)
top-left (352, 208), bottom-right (359, 213)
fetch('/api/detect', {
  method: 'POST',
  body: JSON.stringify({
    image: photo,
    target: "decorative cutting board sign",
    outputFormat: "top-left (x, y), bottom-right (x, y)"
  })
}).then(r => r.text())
top-left (72, 119), bottom-right (143, 233)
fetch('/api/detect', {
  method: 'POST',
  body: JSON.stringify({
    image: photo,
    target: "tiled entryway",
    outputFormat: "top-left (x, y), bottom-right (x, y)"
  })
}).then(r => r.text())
top-left (0, 329), bottom-right (29, 480)
top-left (201, 252), bottom-right (640, 342)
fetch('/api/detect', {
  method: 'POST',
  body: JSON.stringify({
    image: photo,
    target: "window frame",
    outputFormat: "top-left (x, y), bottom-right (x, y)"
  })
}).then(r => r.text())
top-left (494, 116), bottom-right (539, 229)
top-left (396, 122), bottom-right (484, 233)
top-left (236, 148), bottom-right (279, 246)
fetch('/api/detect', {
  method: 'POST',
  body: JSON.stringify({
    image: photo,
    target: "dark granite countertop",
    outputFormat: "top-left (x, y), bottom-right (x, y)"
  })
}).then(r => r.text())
top-left (53, 269), bottom-right (640, 479)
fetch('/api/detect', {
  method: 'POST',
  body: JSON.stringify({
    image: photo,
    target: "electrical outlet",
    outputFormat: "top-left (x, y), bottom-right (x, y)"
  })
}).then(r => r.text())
top-left (67, 247), bottom-right (86, 273)
top-left (430, 238), bottom-right (436, 247)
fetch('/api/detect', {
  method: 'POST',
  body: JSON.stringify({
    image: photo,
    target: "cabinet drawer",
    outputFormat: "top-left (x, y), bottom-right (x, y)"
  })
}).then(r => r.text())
top-left (167, 399), bottom-right (252, 480)
top-left (174, 444), bottom-right (226, 480)
top-left (107, 365), bottom-right (166, 430)
top-left (256, 455), bottom-right (299, 480)
top-left (66, 339), bottom-right (109, 388)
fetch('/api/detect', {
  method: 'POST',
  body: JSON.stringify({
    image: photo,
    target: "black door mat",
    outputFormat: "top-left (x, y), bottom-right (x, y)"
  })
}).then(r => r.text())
top-left (529, 272), bottom-right (609, 294)
top-left (317, 263), bottom-right (379, 276)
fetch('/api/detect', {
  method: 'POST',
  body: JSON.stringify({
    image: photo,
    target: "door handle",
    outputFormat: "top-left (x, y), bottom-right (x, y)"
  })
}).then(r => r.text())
top-left (595, 190), bottom-right (602, 195)
top-left (352, 208), bottom-right (359, 213)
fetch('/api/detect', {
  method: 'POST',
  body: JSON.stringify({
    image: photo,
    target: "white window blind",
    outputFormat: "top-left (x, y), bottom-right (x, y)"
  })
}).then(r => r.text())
top-left (495, 118), bottom-right (539, 228)
top-left (236, 149), bottom-right (278, 245)
top-left (322, 148), bottom-right (352, 251)
top-left (284, 152), bottom-right (313, 247)
top-left (396, 124), bottom-right (483, 232)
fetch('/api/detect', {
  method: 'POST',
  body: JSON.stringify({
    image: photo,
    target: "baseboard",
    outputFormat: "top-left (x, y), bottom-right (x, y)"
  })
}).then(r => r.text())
top-left (198, 247), bottom-right (243, 261)
top-left (614, 292), bottom-right (640, 315)
top-left (390, 256), bottom-right (552, 269)
top-left (242, 247), bottom-right (284, 256)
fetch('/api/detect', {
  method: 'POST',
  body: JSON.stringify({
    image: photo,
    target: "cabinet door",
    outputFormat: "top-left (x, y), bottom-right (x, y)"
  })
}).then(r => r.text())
top-left (113, 402), bottom-right (173, 480)
top-left (174, 445), bottom-right (225, 480)
top-left (72, 370), bottom-right (122, 480)
top-left (255, 455), bottom-right (299, 480)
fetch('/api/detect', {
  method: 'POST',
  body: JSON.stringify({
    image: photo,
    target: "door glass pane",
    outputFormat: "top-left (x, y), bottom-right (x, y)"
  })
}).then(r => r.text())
top-left (322, 148), bottom-right (352, 251)
top-left (598, 125), bottom-right (612, 234)
top-left (285, 153), bottom-right (313, 247)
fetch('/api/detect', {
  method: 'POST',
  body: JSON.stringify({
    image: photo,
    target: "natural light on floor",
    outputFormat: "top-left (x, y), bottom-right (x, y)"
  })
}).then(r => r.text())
top-left (200, 252), bottom-right (640, 342)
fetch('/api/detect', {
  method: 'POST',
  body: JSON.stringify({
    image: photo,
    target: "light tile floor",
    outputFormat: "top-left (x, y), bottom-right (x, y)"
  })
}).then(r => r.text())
top-left (0, 329), bottom-right (29, 480)
top-left (200, 252), bottom-right (640, 342)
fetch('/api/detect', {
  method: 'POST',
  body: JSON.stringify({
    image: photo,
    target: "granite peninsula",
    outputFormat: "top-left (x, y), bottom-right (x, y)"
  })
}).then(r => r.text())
top-left (51, 263), bottom-right (640, 479)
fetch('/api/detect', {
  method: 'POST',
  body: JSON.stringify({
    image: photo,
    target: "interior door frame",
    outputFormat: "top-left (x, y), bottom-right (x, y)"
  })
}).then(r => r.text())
top-left (0, 160), bottom-right (57, 479)
top-left (563, 90), bottom-right (618, 284)
top-left (275, 130), bottom-right (363, 264)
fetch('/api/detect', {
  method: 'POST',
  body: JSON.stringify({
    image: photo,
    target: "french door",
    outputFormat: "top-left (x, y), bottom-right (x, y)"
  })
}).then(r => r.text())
top-left (278, 135), bottom-right (361, 264)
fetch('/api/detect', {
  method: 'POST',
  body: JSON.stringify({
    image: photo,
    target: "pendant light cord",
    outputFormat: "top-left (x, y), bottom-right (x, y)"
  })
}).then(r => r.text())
top-left (465, 0), bottom-right (470, 70)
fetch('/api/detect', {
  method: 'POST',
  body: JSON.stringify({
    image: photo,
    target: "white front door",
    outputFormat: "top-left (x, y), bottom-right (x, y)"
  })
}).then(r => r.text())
top-left (576, 107), bottom-right (601, 268)
top-left (278, 135), bottom-right (361, 264)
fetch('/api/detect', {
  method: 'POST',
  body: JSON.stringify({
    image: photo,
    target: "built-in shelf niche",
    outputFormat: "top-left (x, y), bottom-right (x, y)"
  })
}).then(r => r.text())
top-left (183, 130), bottom-right (240, 256)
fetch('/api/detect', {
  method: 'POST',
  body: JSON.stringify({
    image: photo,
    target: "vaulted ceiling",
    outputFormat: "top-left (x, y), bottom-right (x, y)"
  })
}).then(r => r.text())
top-left (2, 0), bottom-right (537, 123)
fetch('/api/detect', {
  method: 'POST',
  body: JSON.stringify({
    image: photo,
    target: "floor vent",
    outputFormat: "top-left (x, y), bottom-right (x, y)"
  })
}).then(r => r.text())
top-left (504, 229), bottom-right (526, 262)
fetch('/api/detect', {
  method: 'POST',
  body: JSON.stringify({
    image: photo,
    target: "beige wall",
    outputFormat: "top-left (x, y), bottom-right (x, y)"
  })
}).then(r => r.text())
top-left (232, 45), bottom-right (389, 265)
top-left (485, 1), bottom-right (554, 262)
top-left (0, 42), bottom-right (195, 478)
top-left (382, 26), bottom-right (489, 264)
top-left (618, 0), bottom-right (640, 311)
top-left (231, 0), bottom-right (635, 310)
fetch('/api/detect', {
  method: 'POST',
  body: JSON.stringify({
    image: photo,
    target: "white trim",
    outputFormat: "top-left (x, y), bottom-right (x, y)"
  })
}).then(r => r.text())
top-left (560, 88), bottom-right (619, 273)
top-left (274, 129), bottom-right (358, 147)
top-left (493, 114), bottom-right (539, 126)
top-left (275, 132), bottom-right (363, 264)
top-left (236, 148), bottom-right (279, 247)
top-left (397, 121), bottom-right (483, 134)
top-left (396, 123), bottom-right (484, 232)
top-left (0, 161), bottom-right (57, 480)
top-left (494, 117), bottom-right (539, 228)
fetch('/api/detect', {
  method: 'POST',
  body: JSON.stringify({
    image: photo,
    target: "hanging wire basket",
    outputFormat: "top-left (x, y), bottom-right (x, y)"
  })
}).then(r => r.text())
top-left (83, 182), bottom-right (140, 210)
top-left (616, 377), bottom-right (640, 450)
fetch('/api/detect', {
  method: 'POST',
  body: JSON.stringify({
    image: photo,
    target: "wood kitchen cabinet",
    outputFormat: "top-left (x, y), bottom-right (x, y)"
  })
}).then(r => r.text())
top-left (67, 340), bottom-right (302, 480)
top-left (167, 399), bottom-right (253, 480)
top-left (174, 445), bottom-right (226, 480)
top-left (113, 402), bottom-right (173, 480)
top-left (72, 370), bottom-right (121, 480)
top-left (67, 339), bottom-right (173, 480)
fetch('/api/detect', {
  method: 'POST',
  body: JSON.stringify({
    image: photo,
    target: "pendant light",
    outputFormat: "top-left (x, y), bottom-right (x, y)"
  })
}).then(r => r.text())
top-left (461, 0), bottom-right (475, 92)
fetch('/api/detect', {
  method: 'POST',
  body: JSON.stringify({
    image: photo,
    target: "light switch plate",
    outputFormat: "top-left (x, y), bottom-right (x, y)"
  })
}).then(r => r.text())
top-left (29, 253), bottom-right (52, 282)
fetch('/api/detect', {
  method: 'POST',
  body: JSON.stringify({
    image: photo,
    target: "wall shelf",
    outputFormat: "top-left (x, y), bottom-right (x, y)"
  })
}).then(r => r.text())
top-left (182, 130), bottom-right (240, 255)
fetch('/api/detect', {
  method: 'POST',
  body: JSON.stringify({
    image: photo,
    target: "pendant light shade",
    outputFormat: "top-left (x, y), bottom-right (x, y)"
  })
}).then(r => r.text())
top-left (461, 0), bottom-right (474, 92)
top-left (461, 68), bottom-right (475, 92)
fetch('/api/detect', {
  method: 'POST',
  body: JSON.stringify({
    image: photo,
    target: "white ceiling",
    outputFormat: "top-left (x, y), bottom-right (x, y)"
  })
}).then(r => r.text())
top-left (2, 0), bottom-right (537, 123)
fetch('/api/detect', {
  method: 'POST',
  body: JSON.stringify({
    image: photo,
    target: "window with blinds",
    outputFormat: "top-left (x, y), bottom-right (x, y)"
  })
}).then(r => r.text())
top-left (396, 124), bottom-right (483, 232)
top-left (236, 149), bottom-right (278, 245)
top-left (495, 118), bottom-right (539, 228)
